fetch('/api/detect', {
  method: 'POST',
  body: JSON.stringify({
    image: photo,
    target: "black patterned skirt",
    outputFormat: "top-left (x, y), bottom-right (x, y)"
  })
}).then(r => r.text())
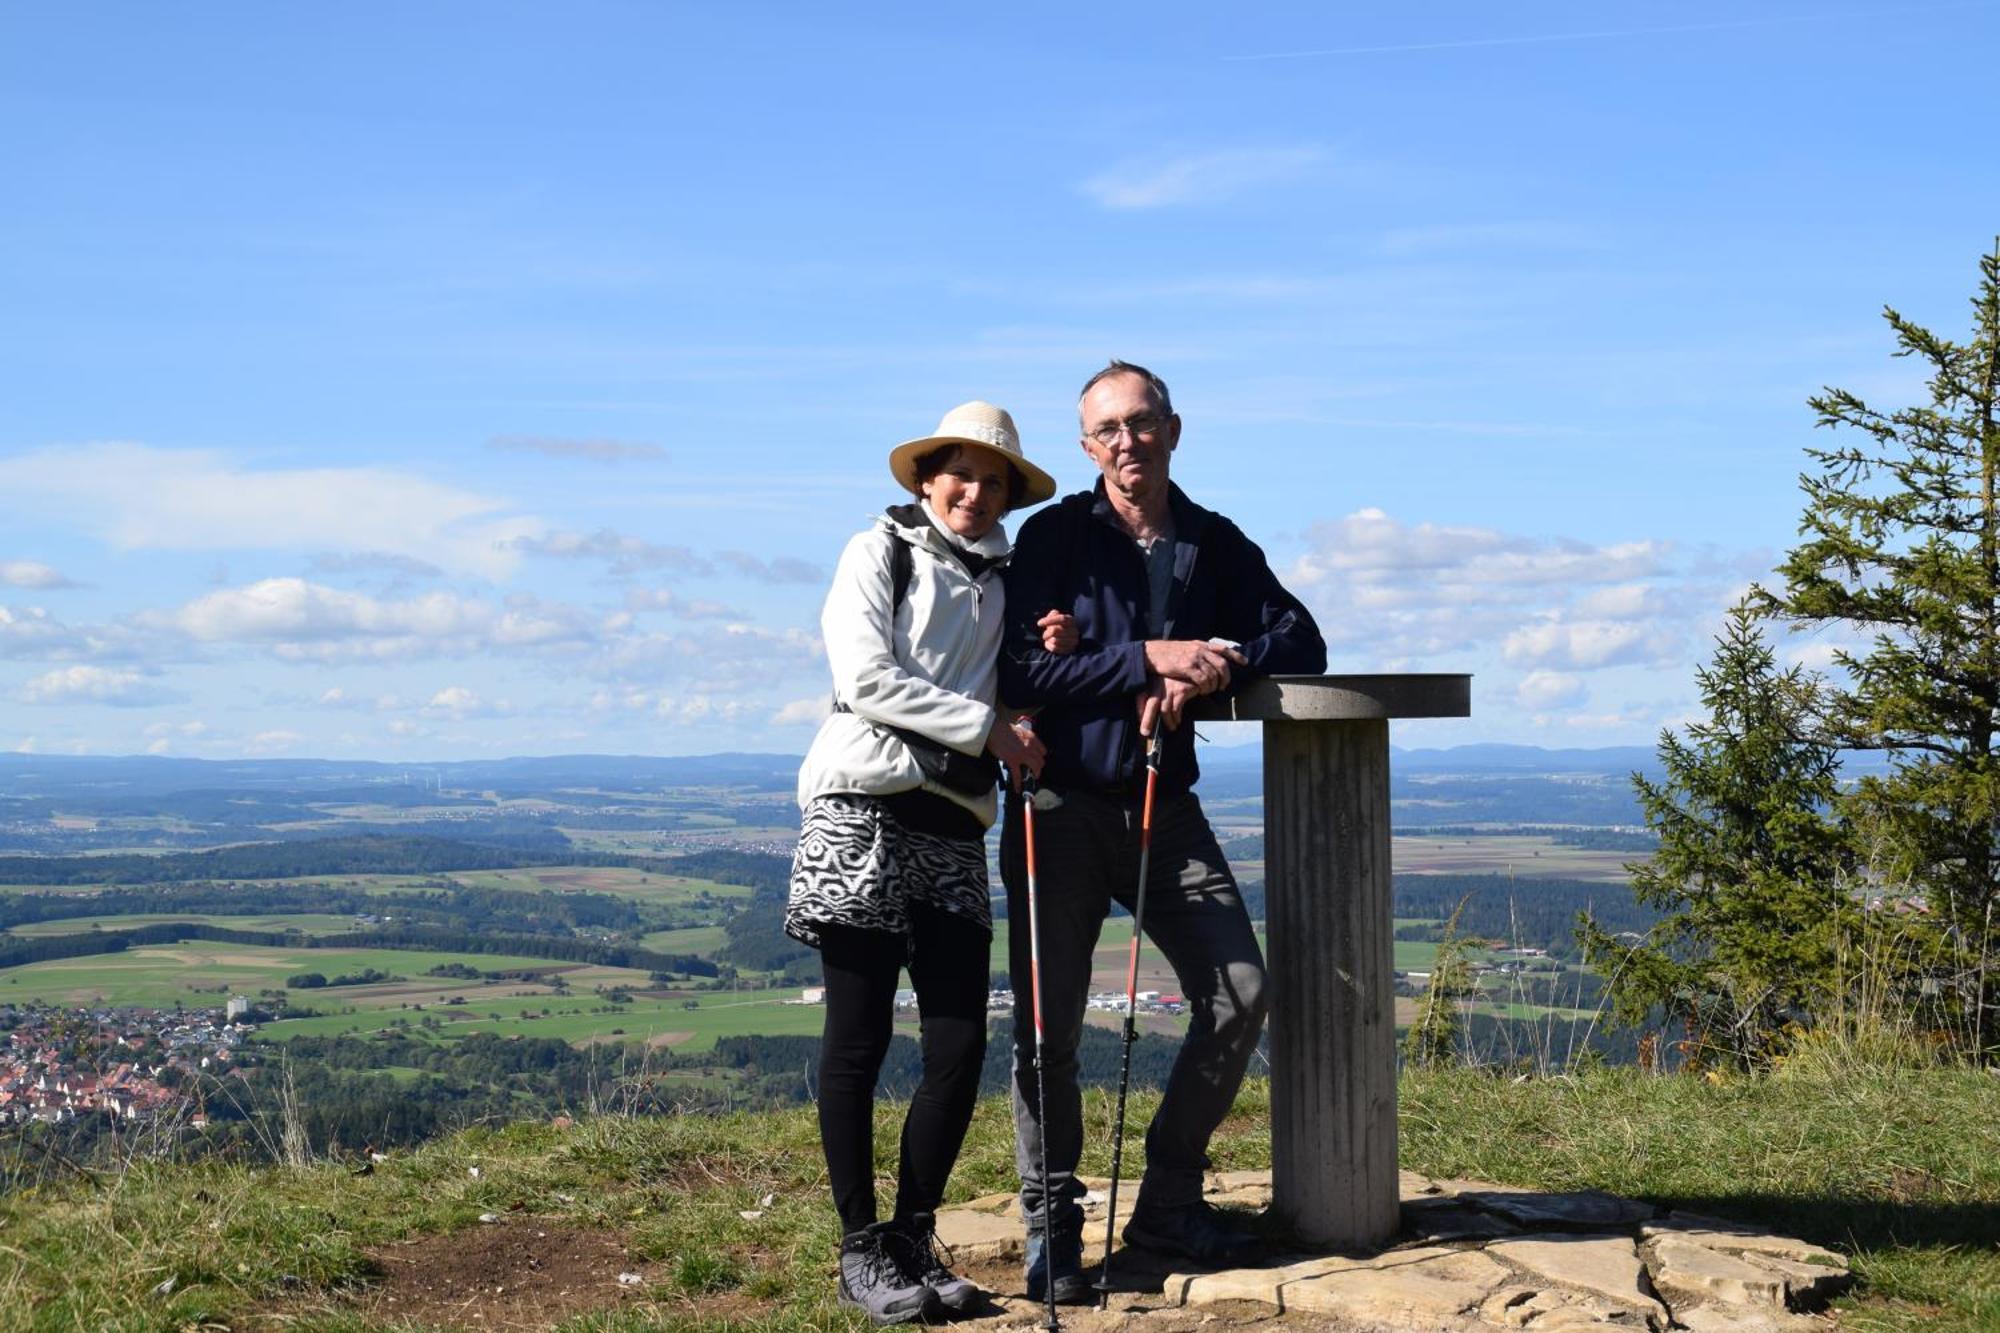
top-left (785, 793), bottom-right (991, 951)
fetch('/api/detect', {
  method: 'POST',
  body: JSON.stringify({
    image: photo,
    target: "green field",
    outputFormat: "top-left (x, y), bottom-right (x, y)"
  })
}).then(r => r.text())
top-left (5, 912), bottom-right (359, 937)
top-left (259, 987), bottom-right (836, 1052)
top-left (639, 924), bottom-right (729, 954)
top-left (1391, 833), bottom-right (1635, 883)
top-left (0, 936), bottom-right (847, 1051)
top-left (0, 942), bottom-right (616, 1009)
top-left (441, 866), bottom-right (752, 904)
top-left (559, 827), bottom-right (800, 855)
top-left (1, 940), bottom-right (592, 1000)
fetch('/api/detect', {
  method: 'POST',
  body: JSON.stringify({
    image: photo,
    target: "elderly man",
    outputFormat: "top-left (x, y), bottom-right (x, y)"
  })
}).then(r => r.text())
top-left (999, 360), bottom-right (1327, 1300)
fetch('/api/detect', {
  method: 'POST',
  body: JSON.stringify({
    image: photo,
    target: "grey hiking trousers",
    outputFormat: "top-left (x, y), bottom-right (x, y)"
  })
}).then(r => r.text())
top-left (1002, 785), bottom-right (1268, 1228)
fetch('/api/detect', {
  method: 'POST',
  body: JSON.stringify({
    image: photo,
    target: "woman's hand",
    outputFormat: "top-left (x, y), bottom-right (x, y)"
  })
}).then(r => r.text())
top-left (987, 713), bottom-right (1046, 787)
top-left (1037, 609), bottom-right (1080, 654)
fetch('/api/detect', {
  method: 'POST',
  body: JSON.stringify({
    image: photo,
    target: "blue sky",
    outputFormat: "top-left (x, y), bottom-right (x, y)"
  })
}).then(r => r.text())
top-left (4, 2), bottom-right (1997, 760)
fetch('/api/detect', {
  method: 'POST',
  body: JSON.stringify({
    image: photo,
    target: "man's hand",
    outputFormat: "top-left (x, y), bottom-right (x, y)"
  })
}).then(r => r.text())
top-left (1037, 609), bottom-right (1079, 654)
top-left (1137, 677), bottom-right (1203, 736)
top-left (1143, 639), bottom-right (1247, 694)
top-left (988, 713), bottom-right (1046, 790)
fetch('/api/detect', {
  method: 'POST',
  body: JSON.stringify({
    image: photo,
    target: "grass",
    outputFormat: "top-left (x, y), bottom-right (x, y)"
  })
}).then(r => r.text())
top-left (4, 1062), bottom-right (1995, 1330)
top-left (1400, 1062), bottom-right (2000, 1330)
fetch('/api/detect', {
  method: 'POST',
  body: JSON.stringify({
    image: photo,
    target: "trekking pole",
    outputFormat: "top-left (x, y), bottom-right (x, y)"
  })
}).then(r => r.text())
top-left (1097, 728), bottom-right (1163, 1308)
top-left (1018, 743), bottom-right (1063, 1333)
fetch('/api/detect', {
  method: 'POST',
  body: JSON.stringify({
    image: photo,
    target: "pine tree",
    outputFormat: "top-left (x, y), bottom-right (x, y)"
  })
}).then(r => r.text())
top-left (1755, 242), bottom-right (2000, 1057)
top-left (1579, 604), bottom-right (1850, 1069)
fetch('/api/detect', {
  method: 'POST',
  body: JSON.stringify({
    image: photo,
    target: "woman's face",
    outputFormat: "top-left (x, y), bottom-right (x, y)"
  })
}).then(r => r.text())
top-left (921, 446), bottom-right (1011, 540)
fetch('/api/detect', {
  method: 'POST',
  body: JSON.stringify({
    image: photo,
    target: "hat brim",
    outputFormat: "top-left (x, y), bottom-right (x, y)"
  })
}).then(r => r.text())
top-left (888, 435), bottom-right (1058, 507)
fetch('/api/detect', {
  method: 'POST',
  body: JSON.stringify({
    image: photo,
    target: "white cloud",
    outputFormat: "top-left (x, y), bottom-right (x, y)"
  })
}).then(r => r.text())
top-left (1080, 146), bottom-right (1323, 210)
top-left (0, 444), bottom-right (541, 578)
top-left (718, 552), bottom-right (823, 585)
top-left (13, 737), bottom-right (36, 753)
top-left (1573, 582), bottom-right (1669, 619)
top-left (142, 720), bottom-right (208, 755)
top-left (1289, 508), bottom-right (1724, 675)
top-left (623, 587), bottom-right (742, 620)
top-left (511, 532), bottom-right (822, 584)
top-left (0, 561), bottom-right (78, 590)
top-left (0, 605), bottom-right (85, 660)
top-left (307, 551), bottom-right (445, 579)
top-left (20, 665), bottom-right (180, 707)
top-left (1515, 669), bottom-right (1588, 710)
top-left (595, 623), bottom-right (822, 688)
top-left (622, 693), bottom-right (769, 725)
top-left (1503, 617), bottom-right (1680, 671)
top-left (511, 529), bottom-right (710, 575)
top-left (772, 695), bottom-right (830, 727)
top-left (245, 729), bottom-right (303, 755)
top-left (489, 434), bottom-right (666, 463)
top-left (0, 603), bottom-right (147, 663)
top-left (152, 578), bottom-right (596, 661)
top-left (425, 685), bottom-right (510, 719)
top-left (1295, 509), bottom-right (1666, 587)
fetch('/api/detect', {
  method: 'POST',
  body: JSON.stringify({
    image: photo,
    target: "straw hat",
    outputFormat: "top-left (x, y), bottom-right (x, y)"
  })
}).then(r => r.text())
top-left (888, 401), bottom-right (1057, 506)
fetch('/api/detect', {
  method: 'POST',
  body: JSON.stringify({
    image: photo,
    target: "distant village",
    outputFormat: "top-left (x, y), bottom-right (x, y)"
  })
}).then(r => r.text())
top-left (0, 1001), bottom-right (255, 1126)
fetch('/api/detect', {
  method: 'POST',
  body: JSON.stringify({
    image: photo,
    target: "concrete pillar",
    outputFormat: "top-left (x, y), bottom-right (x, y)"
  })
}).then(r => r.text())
top-left (1194, 674), bottom-right (1470, 1250)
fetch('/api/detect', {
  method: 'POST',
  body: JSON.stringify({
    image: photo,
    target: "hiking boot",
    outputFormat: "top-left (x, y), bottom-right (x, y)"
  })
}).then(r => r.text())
top-left (890, 1213), bottom-right (980, 1312)
top-left (1023, 1216), bottom-right (1091, 1305)
top-left (1121, 1200), bottom-right (1261, 1266)
top-left (838, 1221), bottom-right (937, 1326)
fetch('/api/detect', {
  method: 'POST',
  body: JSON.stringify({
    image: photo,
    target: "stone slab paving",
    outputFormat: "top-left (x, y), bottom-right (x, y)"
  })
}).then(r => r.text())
top-left (934, 1169), bottom-right (1849, 1331)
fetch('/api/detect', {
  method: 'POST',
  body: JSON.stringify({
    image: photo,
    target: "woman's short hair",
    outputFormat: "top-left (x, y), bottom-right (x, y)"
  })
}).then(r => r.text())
top-left (913, 443), bottom-right (1030, 513)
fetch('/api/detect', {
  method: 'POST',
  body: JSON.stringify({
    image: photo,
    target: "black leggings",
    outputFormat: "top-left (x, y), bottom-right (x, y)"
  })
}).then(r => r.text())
top-left (817, 906), bottom-right (990, 1235)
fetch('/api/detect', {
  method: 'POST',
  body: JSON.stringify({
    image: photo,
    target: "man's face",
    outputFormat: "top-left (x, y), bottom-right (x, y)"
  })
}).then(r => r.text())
top-left (1079, 372), bottom-right (1179, 503)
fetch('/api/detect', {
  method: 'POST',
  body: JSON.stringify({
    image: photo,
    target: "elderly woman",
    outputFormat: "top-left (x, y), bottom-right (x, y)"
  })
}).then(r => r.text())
top-left (788, 401), bottom-right (1058, 1325)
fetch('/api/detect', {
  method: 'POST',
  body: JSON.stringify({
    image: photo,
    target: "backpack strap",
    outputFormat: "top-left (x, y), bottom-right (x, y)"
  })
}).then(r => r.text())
top-left (888, 530), bottom-right (914, 612)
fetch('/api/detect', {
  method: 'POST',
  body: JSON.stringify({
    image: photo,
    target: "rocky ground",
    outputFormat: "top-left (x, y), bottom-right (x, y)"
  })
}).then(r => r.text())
top-left (931, 1169), bottom-right (1849, 1332)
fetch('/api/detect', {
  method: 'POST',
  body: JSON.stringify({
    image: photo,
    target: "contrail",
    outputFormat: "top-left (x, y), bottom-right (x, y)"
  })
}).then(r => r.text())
top-left (1223, 3), bottom-right (1989, 60)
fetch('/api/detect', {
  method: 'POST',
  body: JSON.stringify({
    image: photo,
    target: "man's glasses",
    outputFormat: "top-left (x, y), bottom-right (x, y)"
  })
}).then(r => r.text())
top-left (1086, 415), bottom-right (1167, 446)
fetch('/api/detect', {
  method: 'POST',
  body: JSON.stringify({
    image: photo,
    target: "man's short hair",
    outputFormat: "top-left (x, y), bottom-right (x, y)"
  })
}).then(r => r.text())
top-left (1079, 359), bottom-right (1173, 417)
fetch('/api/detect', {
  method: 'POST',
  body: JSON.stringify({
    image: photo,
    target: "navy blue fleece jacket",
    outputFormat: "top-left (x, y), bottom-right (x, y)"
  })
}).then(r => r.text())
top-left (999, 481), bottom-right (1327, 797)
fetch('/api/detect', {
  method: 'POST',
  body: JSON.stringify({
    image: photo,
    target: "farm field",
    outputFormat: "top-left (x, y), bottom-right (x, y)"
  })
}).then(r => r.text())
top-left (978, 919), bottom-right (1548, 992)
top-left (261, 987), bottom-right (836, 1052)
top-left (639, 924), bottom-right (729, 954)
top-left (443, 866), bottom-right (752, 905)
top-left (0, 936), bottom-right (841, 1051)
top-left (0, 943), bottom-right (623, 1009)
top-left (558, 827), bottom-right (800, 855)
top-left (5, 912), bottom-right (360, 937)
top-left (1393, 833), bottom-right (1634, 882)
top-left (1208, 832), bottom-right (1636, 884)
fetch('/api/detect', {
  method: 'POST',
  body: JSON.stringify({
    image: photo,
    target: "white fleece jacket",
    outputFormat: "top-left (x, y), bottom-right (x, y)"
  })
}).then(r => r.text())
top-left (795, 506), bottom-right (1008, 827)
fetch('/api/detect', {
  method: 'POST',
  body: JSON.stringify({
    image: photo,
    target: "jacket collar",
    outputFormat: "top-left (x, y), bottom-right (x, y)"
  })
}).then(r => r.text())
top-left (881, 502), bottom-right (1010, 580)
top-left (1087, 479), bottom-right (1210, 543)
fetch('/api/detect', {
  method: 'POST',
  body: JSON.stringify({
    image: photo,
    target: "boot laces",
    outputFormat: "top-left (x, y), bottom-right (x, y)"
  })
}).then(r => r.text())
top-left (907, 1228), bottom-right (957, 1284)
top-left (850, 1231), bottom-right (909, 1292)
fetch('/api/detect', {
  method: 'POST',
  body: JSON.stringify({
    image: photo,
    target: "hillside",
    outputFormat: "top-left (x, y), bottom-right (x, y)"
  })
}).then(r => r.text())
top-left (5, 1061), bottom-right (1996, 1331)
